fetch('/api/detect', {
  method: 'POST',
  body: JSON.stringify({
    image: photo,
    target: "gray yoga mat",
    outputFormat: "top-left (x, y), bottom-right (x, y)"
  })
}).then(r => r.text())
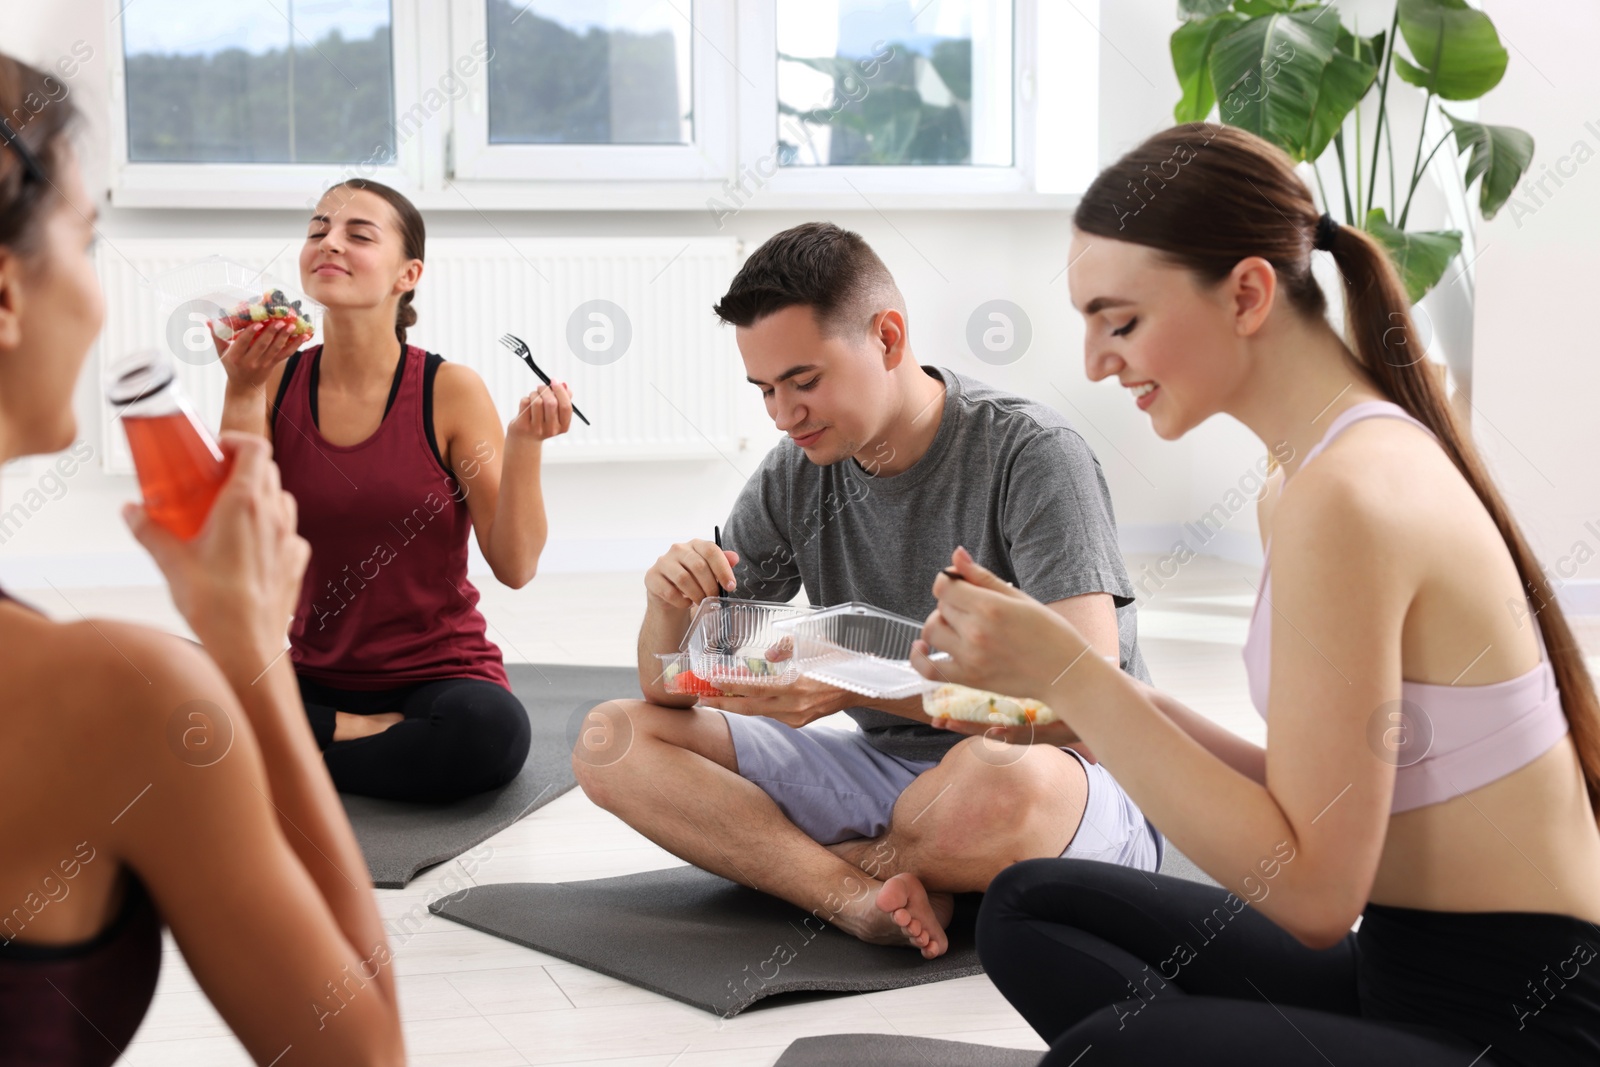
top-left (1158, 843), bottom-right (1219, 887)
top-left (429, 863), bottom-right (986, 1016)
top-left (776, 1034), bottom-right (1042, 1067)
top-left (342, 663), bottom-right (639, 889)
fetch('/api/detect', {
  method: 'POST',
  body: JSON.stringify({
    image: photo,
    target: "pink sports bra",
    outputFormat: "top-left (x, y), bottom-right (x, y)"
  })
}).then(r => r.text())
top-left (1242, 400), bottom-right (1569, 813)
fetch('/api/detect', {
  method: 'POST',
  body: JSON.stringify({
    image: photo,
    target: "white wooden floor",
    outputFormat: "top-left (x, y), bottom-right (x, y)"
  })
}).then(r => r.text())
top-left (19, 555), bottom-right (1599, 1066)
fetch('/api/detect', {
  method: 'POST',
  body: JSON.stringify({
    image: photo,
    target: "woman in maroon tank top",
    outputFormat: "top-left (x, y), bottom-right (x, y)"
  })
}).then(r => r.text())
top-left (218, 179), bottom-right (575, 804)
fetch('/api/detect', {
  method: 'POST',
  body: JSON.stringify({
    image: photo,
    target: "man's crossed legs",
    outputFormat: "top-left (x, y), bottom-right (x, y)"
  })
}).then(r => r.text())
top-left (572, 700), bottom-right (1162, 958)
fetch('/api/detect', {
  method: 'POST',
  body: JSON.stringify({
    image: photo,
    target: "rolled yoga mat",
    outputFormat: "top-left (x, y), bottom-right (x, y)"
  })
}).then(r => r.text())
top-left (429, 863), bottom-right (987, 1017)
top-left (341, 663), bottom-right (639, 889)
top-left (776, 1034), bottom-right (1043, 1067)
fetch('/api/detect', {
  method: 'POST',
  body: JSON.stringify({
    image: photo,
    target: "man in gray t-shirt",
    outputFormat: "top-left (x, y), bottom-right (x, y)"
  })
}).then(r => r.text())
top-left (724, 362), bottom-right (1151, 764)
top-left (574, 223), bottom-right (1161, 965)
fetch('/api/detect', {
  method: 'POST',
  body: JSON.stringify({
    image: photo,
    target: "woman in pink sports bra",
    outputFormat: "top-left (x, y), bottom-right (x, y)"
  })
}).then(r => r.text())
top-left (907, 125), bottom-right (1600, 1065)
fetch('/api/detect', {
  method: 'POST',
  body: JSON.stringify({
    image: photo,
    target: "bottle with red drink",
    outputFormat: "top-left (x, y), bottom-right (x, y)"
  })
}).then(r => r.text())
top-left (104, 350), bottom-right (228, 540)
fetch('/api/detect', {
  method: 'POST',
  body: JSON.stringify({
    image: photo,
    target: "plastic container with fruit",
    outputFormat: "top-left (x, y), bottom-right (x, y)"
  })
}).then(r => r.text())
top-left (152, 255), bottom-right (320, 352)
top-left (656, 652), bottom-right (725, 698)
top-left (682, 598), bottom-right (815, 688)
top-left (211, 286), bottom-right (317, 341)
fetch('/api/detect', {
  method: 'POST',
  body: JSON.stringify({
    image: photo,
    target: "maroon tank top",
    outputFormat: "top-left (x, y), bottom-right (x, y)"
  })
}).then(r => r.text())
top-left (0, 586), bottom-right (163, 1065)
top-left (275, 343), bottom-right (509, 691)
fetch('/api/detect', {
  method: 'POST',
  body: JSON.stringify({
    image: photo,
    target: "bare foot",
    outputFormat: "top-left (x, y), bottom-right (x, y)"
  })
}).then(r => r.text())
top-left (876, 873), bottom-right (953, 959)
top-left (333, 710), bottom-right (404, 742)
top-left (829, 873), bottom-right (954, 959)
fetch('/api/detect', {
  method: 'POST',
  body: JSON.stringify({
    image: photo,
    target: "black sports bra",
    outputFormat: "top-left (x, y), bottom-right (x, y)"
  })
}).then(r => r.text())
top-left (0, 585), bottom-right (164, 1065)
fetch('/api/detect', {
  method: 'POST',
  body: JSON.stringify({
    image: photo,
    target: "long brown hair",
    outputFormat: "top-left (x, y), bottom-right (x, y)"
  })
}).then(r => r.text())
top-left (1077, 123), bottom-right (1600, 810)
top-left (326, 178), bottom-right (425, 345)
top-left (0, 53), bottom-right (79, 255)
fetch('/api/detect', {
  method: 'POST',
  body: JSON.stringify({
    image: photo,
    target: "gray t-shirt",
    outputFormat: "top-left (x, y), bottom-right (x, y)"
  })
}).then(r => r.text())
top-left (721, 365), bottom-right (1150, 762)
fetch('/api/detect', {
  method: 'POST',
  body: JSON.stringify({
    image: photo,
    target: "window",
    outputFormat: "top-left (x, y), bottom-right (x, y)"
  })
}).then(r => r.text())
top-left (775, 0), bottom-right (1012, 168)
top-left (448, 0), bottom-right (733, 182)
top-left (108, 0), bottom-right (1092, 210)
top-left (121, 0), bottom-right (396, 164)
top-left (485, 1), bottom-right (692, 147)
top-left (732, 0), bottom-right (1077, 202)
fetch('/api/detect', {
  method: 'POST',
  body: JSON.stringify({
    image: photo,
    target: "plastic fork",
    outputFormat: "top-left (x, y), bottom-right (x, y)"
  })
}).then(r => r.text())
top-left (711, 525), bottom-right (733, 653)
top-left (497, 333), bottom-right (591, 426)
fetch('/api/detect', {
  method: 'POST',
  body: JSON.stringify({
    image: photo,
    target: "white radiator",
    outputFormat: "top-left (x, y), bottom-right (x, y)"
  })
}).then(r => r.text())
top-left (94, 236), bottom-right (745, 472)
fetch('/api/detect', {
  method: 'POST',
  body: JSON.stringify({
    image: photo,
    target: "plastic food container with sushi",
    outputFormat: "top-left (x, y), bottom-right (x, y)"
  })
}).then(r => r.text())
top-left (151, 256), bottom-right (320, 353)
top-left (774, 602), bottom-right (953, 701)
top-left (655, 652), bottom-right (725, 698)
top-left (681, 598), bottom-right (814, 688)
top-left (922, 683), bottom-right (1056, 726)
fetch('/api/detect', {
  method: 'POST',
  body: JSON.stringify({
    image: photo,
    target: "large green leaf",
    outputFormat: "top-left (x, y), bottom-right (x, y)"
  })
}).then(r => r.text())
top-left (1442, 110), bottom-right (1534, 220)
top-left (1350, 26), bottom-right (1384, 69)
top-left (1235, 0), bottom-right (1302, 14)
top-left (1208, 7), bottom-right (1340, 160)
top-left (1171, 12), bottom-right (1243, 123)
top-left (1365, 208), bottom-right (1463, 302)
top-left (1393, 0), bottom-right (1508, 100)
top-left (1303, 26), bottom-right (1380, 163)
top-left (1178, 0), bottom-right (1235, 21)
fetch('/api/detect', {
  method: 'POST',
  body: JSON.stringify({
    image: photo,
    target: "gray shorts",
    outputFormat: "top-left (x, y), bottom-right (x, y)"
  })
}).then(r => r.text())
top-left (718, 711), bottom-right (1164, 871)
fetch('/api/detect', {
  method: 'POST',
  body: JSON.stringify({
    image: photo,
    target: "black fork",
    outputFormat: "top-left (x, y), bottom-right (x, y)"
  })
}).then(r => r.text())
top-left (497, 333), bottom-right (591, 426)
top-left (711, 525), bottom-right (734, 654)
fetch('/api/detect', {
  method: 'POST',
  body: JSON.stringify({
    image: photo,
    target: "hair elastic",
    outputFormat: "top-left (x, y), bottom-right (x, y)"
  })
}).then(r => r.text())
top-left (1313, 212), bottom-right (1339, 252)
top-left (0, 119), bottom-right (46, 185)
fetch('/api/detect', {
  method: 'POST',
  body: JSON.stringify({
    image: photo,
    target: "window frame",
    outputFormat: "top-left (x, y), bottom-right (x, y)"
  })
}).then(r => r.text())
top-left (106, 0), bottom-right (1092, 212)
top-left (107, 0), bottom-right (425, 209)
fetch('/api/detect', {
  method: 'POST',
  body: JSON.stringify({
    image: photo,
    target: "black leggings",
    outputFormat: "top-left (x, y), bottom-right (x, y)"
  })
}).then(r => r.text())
top-left (978, 859), bottom-right (1600, 1066)
top-left (297, 674), bottom-right (531, 803)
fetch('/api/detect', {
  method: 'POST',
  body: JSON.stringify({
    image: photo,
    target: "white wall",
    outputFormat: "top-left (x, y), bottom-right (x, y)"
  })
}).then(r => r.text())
top-left (13, 1), bottom-right (1587, 598)
top-left (1096, 0), bottom-right (1281, 573)
top-left (1475, 1), bottom-right (1600, 611)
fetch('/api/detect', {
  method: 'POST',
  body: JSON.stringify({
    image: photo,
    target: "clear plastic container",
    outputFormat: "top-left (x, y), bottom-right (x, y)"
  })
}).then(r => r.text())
top-left (922, 683), bottom-right (1056, 726)
top-left (775, 602), bottom-right (951, 701)
top-left (152, 256), bottom-right (320, 358)
top-left (682, 597), bottom-right (813, 687)
top-left (104, 349), bottom-right (228, 540)
top-left (655, 652), bottom-right (725, 698)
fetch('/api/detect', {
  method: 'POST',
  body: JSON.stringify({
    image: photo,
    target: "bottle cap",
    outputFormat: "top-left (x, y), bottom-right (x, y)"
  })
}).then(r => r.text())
top-left (104, 349), bottom-right (176, 408)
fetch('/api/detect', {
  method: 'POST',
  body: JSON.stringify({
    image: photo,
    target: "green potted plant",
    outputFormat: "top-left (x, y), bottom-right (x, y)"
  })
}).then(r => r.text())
top-left (1170, 0), bottom-right (1533, 302)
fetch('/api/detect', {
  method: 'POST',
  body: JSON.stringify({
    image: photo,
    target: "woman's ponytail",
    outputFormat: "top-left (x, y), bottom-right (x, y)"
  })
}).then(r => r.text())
top-left (1077, 123), bottom-right (1600, 812)
top-left (1324, 221), bottom-right (1448, 430)
top-left (396, 289), bottom-right (418, 346)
